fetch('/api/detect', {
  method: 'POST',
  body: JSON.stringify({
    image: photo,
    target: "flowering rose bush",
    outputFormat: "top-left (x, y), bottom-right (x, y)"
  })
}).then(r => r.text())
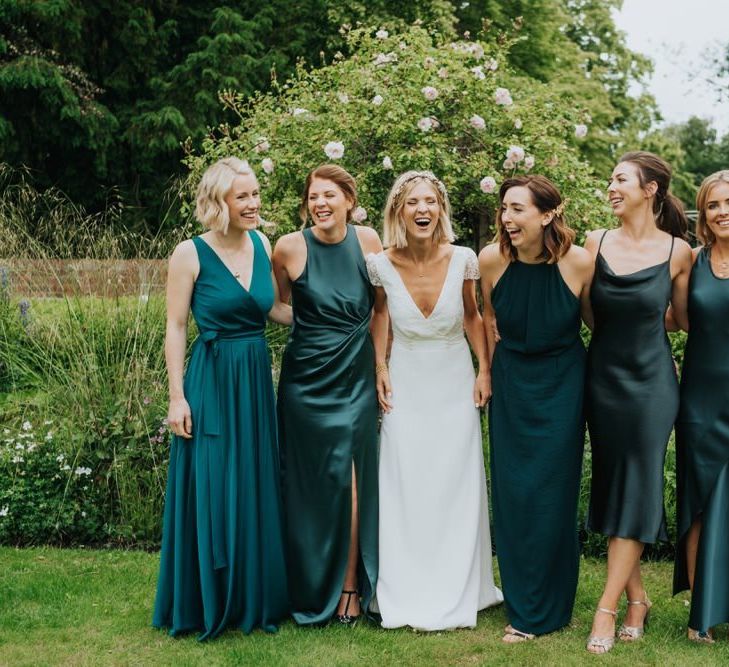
top-left (188, 24), bottom-right (603, 246)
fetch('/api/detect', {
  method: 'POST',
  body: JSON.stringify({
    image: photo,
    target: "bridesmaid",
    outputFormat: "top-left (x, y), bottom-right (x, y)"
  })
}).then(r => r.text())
top-left (273, 164), bottom-right (383, 625)
top-left (479, 175), bottom-right (593, 642)
top-left (673, 170), bottom-right (729, 643)
top-left (584, 151), bottom-right (692, 654)
top-left (153, 157), bottom-right (291, 639)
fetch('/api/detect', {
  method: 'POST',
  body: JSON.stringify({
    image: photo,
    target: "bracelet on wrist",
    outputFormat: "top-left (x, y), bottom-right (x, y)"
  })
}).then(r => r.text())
top-left (375, 362), bottom-right (389, 375)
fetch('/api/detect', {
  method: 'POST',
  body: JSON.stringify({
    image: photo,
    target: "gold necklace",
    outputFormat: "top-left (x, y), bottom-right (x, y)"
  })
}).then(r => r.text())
top-left (215, 235), bottom-right (246, 280)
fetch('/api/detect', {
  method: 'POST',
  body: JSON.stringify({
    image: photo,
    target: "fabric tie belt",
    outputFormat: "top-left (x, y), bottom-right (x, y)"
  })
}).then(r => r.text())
top-left (197, 329), bottom-right (264, 569)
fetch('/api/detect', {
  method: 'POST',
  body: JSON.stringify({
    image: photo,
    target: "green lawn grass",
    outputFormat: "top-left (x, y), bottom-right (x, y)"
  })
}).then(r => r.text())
top-left (1, 548), bottom-right (727, 666)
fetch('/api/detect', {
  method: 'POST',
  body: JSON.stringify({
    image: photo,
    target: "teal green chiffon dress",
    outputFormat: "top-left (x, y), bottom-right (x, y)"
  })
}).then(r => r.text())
top-left (674, 246), bottom-right (729, 632)
top-left (278, 225), bottom-right (378, 625)
top-left (586, 231), bottom-right (678, 543)
top-left (489, 259), bottom-right (586, 635)
top-left (152, 231), bottom-right (288, 640)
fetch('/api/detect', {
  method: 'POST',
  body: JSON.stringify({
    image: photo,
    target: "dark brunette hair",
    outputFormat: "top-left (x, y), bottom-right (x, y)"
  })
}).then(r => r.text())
top-left (496, 175), bottom-right (575, 263)
top-left (618, 151), bottom-right (688, 239)
top-left (298, 164), bottom-right (358, 224)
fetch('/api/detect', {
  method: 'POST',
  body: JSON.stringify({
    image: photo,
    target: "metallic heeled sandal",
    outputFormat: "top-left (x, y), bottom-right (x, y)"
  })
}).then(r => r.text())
top-left (502, 624), bottom-right (536, 643)
top-left (586, 606), bottom-right (617, 654)
top-left (687, 627), bottom-right (715, 644)
top-left (618, 594), bottom-right (651, 641)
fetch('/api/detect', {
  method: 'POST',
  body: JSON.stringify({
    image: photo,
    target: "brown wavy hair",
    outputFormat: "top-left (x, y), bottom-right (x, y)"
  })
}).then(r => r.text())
top-left (298, 164), bottom-right (358, 225)
top-left (618, 151), bottom-right (688, 239)
top-left (695, 170), bottom-right (729, 245)
top-left (496, 175), bottom-right (575, 263)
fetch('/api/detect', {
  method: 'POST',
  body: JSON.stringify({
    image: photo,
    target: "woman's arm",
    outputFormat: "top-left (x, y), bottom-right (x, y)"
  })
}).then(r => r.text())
top-left (666, 245), bottom-right (699, 332)
top-left (165, 240), bottom-right (197, 439)
top-left (669, 239), bottom-right (693, 332)
top-left (371, 285), bottom-right (392, 412)
top-left (463, 278), bottom-right (491, 407)
top-left (257, 231), bottom-right (292, 325)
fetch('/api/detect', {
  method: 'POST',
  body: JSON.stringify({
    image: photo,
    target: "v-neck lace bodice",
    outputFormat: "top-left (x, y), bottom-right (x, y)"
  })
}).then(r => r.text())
top-left (366, 246), bottom-right (479, 345)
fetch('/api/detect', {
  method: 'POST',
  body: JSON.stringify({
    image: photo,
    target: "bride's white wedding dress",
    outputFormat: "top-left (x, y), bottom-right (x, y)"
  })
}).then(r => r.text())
top-left (367, 246), bottom-right (502, 630)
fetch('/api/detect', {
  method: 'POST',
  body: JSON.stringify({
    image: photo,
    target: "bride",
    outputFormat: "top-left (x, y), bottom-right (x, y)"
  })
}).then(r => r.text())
top-left (367, 170), bottom-right (502, 630)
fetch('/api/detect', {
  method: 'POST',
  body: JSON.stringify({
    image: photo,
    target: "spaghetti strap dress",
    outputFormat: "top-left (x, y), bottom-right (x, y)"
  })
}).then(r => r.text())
top-left (489, 259), bottom-right (585, 635)
top-left (673, 246), bottom-right (729, 632)
top-left (586, 231), bottom-right (679, 543)
top-left (152, 231), bottom-right (288, 640)
top-left (277, 225), bottom-right (378, 625)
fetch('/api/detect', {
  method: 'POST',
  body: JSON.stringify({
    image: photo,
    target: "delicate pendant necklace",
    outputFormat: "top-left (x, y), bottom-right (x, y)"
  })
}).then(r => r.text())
top-left (216, 235), bottom-right (245, 280)
top-left (712, 247), bottom-right (729, 277)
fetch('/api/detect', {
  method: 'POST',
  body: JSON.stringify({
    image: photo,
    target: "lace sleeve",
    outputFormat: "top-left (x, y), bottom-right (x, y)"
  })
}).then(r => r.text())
top-left (365, 253), bottom-right (383, 287)
top-left (463, 248), bottom-right (480, 281)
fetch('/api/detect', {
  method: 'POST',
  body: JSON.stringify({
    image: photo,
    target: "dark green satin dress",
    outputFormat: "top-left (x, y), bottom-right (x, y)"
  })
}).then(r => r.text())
top-left (674, 246), bottom-right (729, 631)
top-left (278, 225), bottom-right (378, 625)
top-left (587, 231), bottom-right (678, 543)
top-left (489, 259), bottom-right (585, 635)
top-left (153, 232), bottom-right (288, 640)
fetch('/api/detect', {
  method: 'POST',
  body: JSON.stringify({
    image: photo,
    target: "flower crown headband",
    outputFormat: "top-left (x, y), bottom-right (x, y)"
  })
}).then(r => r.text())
top-left (392, 171), bottom-right (448, 201)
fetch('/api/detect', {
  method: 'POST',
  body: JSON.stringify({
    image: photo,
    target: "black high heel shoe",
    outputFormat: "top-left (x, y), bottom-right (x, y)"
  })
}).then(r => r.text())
top-left (336, 589), bottom-right (360, 625)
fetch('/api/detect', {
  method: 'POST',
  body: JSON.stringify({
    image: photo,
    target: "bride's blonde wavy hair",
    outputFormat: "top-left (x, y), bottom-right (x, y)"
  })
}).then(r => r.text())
top-left (382, 171), bottom-right (455, 248)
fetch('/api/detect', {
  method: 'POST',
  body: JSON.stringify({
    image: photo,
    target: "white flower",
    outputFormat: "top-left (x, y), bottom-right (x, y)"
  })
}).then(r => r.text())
top-left (469, 43), bottom-right (485, 59)
top-left (422, 86), bottom-right (439, 101)
top-left (62, 464), bottom-right (71, 471)
top-left (574, 123), bottom-right (588, 138)
top-left (503, 158), bottom-right (516, 170)
top-left (27, 444), bottom-right (37, 452)
top-left (372, 94), bottom-right (384, 106)
top-left (352, 206), bottom-right (368, 223)
top-left (479, 177), bottom-right (497, 194)
top-left (43, 420), bottom-right (52, 426)
top-left (292, 107), bottom-right (309, 116)
top-left (487, 58), bottom-right (499, 71)
top-left (470, 65), bottom-right (485, 80)
top-left (417, 117), bottom-right (434, 132)
top-left (56, 454), bottom-right (65, 462)
top-left (22, 421), bottom-right (32, 431)
top-left (374, 52), bottom-right (396, 66)
top-left (324, 141), bottom-right (345, 159)
top-left (424, 56), bottom-right (436, 68)
top-left (437, 67), bottom-right (448, 79)
top-left (594, 188), bottom-right (604, 199)
top-left (399, 42), bottom-right (407, 51)
top-left (514, 118), bottom-right (523, 130)
top-left (11, 456), bottom-right (23, 464)
top-left (376, 28), bottom-right (389, 39)
top-left (337, 92), bottom-right (350, 104)
top-left (254, 137), bottom-right (270, 153)
top-left (382, 156), bottom-right (393, 170)
top-left (0, 506), bottom-right (8, 517)
top-left (506, 145), bottom-right (525, 163)
top-left (469, 114), bottom-right (485, 130)
top-left (15, 443), bottom-right (24, 450)
top-left (74, 466), bottom-right (92, 477)
top-left (261, 158), bottom-right (274, 174)
top-left (494, 87), bottom-right (513, 106)
top-left (524, 155), bottom-right (535, 170)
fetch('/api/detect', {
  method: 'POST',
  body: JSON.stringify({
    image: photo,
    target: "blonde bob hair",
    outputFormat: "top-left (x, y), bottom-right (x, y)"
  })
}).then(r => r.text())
top-left (696, 170), bottom-right (729, 245)
top-left (195, 157), bottom-right (256, 234)
top-left (382, 171), bottom-right (455, 248)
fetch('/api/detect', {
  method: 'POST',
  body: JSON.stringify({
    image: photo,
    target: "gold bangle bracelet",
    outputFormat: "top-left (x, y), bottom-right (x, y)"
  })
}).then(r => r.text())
top-left (375, 362), bottom-right (388, 375)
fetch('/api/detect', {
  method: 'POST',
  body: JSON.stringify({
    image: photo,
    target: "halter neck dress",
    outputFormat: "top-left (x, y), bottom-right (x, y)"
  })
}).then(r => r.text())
top-left (153, 231), bottom-right (288, 640)
top-left (489, 258), bottom-right (585, 635)
top-left (277, 225), bottom-right (378, 625)
top-left (586, 230), bottom-right (678, 543)
top-left (673, 246), bottom-right (729, 632)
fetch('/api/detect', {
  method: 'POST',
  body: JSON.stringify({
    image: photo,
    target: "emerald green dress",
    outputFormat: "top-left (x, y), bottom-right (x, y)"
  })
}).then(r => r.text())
top-left (278, 225), bottom-right (378, 625)
top-left (153, 232), bottom-right (288, 640)
top-left (587, 231), bottom-right (678, 543)
top-left (489, 259), bottom-right (585, 635)
top-left (674, 246), bottom-right (729, 631)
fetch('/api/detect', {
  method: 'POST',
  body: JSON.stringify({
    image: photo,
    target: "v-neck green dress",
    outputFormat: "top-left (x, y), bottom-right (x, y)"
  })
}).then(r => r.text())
top-left (674, 246), bottom-right (729, 632)
top-left (278, 225), bottom-right (379, 625)
top-left (153, 231), bottom-right (288, 640)
top-left (489, 259), bottom-right (586, 635)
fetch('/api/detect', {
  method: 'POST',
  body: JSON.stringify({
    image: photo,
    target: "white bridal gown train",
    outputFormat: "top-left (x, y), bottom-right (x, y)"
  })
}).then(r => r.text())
top-left (367, 246), bottom-right (502, 630)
